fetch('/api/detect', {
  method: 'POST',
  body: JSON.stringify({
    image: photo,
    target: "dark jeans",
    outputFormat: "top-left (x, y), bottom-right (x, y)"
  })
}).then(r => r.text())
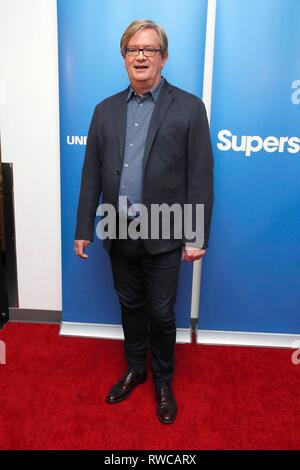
top-left (109, 237), bottom-right (182, 386)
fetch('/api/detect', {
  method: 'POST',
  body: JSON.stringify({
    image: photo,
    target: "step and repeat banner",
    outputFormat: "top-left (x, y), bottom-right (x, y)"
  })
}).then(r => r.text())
top-left (58, 0), bottom-right (300, 341)
top-left (57, 0), bottom-right (208, 334)
top-left (199, 0), bottom-right (300, 334)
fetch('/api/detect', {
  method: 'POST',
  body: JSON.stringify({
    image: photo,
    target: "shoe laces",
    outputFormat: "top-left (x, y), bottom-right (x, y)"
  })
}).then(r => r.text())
top-left (158, 384), bottom-right (170, 406)
top-left (121, 370), bottom-right (135, 387)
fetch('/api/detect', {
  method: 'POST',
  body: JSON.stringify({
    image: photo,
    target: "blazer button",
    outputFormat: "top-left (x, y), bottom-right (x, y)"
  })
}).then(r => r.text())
top-left (116, 169), bottom-right (120, 175)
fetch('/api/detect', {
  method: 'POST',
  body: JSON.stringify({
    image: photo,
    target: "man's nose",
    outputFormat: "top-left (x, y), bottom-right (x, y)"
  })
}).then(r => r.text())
top-left (136, 50), bottom-right (146, 59)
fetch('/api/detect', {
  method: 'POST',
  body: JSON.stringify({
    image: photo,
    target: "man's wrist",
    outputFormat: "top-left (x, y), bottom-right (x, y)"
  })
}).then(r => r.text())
top-left (184, 244), bottom-right (205, 250)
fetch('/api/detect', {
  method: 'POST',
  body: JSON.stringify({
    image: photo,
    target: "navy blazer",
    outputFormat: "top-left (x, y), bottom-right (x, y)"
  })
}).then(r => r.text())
top-left (75, 79), bottom-right (214, 254)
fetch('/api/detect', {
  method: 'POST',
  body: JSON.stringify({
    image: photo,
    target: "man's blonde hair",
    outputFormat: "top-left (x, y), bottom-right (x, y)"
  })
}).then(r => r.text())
top-left (120, 19), bottom-right (168, 58)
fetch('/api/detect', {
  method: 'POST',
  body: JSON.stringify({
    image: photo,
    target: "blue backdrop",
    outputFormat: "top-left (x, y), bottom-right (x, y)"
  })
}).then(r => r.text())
top-left (57, 0), bottom-right (208, 330)
top-left (199, 0), bottom-right (300, 333)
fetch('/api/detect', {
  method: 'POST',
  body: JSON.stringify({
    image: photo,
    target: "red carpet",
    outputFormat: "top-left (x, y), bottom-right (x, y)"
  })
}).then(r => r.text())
top-left (0, 322), bottom-right (300, 450)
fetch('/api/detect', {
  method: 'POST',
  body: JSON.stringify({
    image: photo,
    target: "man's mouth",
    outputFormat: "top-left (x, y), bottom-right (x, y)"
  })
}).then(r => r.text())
top-left (134, 65), bottom-right (149, 70)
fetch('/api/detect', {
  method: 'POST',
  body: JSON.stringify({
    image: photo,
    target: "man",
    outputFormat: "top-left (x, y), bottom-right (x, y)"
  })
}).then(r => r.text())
top-left (74, 19), bottom-right (213, 424)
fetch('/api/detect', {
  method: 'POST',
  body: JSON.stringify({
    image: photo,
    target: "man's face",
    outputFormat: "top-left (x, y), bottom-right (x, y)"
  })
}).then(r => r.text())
top-left (124, 28), bottom-right (168, 89)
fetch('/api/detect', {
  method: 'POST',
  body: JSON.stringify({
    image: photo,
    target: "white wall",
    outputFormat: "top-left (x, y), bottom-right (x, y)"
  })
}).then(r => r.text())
top-left (0, 0), bottom-right (61, 310)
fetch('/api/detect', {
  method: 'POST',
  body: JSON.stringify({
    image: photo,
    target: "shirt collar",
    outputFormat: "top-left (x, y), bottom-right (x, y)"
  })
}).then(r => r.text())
top-left (127, 77), bottom-right (165, 102)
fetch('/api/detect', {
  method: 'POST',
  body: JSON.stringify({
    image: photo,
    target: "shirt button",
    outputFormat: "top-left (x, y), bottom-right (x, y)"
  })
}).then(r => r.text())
top-left (124, 163), bottom-right (129, 168)
top-left (134, 123), bottom-right (138, 127)
top-left (129, 143), bottom-right (134, 147)
top-left (139, 103), bottom-right (143, 106)
top-left (121, 185), bottom-right (125, 189)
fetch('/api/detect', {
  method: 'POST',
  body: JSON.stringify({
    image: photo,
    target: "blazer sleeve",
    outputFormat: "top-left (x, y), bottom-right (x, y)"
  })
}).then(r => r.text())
top-left (75, 106), bottom-right (103, 241)
top-left (185, 99), bottom-right (214, 249)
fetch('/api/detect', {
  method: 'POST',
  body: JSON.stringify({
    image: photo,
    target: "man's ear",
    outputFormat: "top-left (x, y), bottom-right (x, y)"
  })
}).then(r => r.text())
top-left (162, 52), bottom-right (169, 67)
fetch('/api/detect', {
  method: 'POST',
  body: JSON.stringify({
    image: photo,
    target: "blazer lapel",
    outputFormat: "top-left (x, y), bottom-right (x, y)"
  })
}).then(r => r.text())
top-left (143, 80), bottom-right (174, 172)
top-left (113, 88), bottom-right (129, 166)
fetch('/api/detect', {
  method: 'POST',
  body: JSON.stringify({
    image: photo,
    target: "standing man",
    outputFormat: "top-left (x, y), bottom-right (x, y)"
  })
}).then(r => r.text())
top-left (74, 19), bottom-right (213, 424)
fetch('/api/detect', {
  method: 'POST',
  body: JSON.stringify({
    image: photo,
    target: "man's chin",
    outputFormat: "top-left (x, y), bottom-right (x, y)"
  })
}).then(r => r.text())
top-left (133, 73), bottom-right (149, 81)
top-left (133, 70), bottom-right (150, 80)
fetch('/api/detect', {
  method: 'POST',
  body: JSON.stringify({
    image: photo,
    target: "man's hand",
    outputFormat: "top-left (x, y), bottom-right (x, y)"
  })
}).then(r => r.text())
top-left (181, 246), bottom-right (206, 262)
top-left (74, 240), bottom-right (91, 259)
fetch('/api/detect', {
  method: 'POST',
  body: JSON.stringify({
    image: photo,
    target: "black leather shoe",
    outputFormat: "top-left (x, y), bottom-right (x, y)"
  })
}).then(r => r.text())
top-left (155, 383), bottom-right (177, 424)
top-left (106, 369), bottom-right (147, 404)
